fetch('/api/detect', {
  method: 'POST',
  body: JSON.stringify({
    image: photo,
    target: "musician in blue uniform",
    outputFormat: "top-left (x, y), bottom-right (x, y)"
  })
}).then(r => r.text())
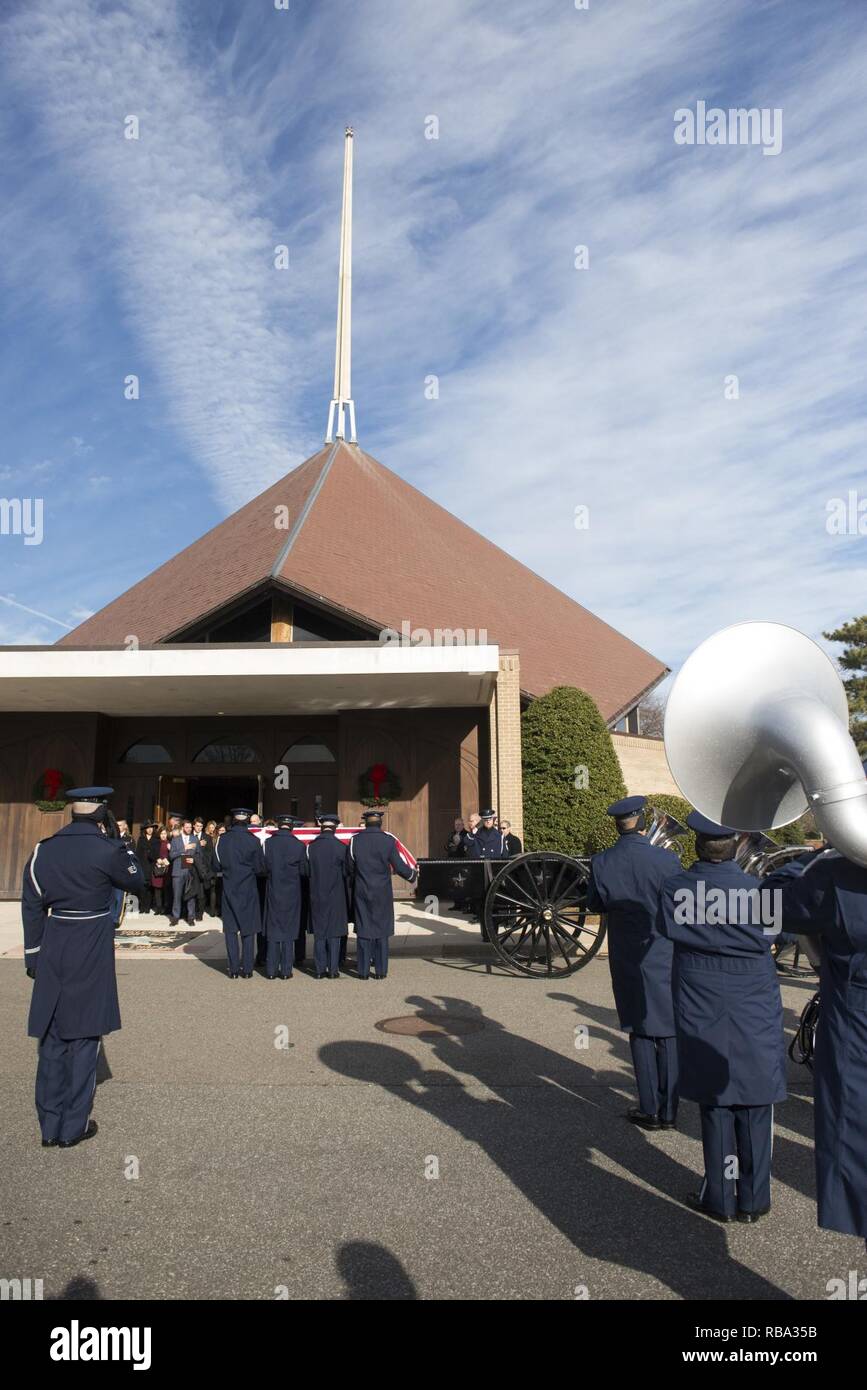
top-left (263, 814), bottom-right (308, 979)
top-left (307, 814), bottom-right (351, 979)
top-left (350, 809), bottom-right (418, 980)
top-left (21, 787), bottom-right (146, 1147)
top-left (586, 795), bottom-right (681, 1130)
top-left (214, 808), bottom-right (266, 979)
top-left (764, 839), bottom-right (867, 1247)
top-left (658, 812), bottom-right (786, 1222)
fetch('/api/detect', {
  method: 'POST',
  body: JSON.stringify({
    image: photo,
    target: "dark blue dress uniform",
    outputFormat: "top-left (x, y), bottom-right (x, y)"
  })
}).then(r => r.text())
top-left (586, 796), bottom-right (681, 1128)
top-left (466, 811), bottom-right (505, 860)
top-left (349, 811), bottom-right (418, 979)
top-left (263, 817), bottom-right (308, 979)
top-left (21, 788), bottom-right (146, 1146)
top-left (658, 813), bottom-right (786, 1221)
top-left (765, 849), bottom-right (867, 1239)
top-left (214, 811), bottom-right (267, 978)
top-left (307, 818), bottom-right (351, 978)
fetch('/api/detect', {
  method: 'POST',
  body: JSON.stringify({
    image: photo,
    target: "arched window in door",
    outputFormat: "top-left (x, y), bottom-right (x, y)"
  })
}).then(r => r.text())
top-left (120, 739), bottom-right (174, 763)
top-left (279, 737), bottom-right (336, 765)
top-left (193, 736), bottom-right (263, 764)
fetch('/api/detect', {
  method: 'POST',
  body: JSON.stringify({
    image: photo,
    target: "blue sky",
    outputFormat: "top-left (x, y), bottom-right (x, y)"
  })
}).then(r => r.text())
top-left (1, 0), bottom-right (866, 688)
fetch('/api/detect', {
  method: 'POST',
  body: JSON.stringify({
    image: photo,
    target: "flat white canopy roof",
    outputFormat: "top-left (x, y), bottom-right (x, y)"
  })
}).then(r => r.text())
top-left (0, 644), bottom-right (500, 716)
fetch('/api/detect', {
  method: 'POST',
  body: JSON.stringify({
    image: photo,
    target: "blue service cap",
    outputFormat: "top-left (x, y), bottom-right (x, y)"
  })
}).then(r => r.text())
top-left (606, 795), bottom-right (646, 817)
top-left (318, 813), bottom-right (340, 826)
top-left (478, 808), bottom-right (496, 819)
top-left (361, 809), bottom-right (384, 822)
top-left (687, 811), bottom-right (738, 838)
top-left (230, 807), bottom-right (255, 819)
top-left (66, 786), bottom-right (114, 802)
top-left (275, 814), bottom-right (300, 828)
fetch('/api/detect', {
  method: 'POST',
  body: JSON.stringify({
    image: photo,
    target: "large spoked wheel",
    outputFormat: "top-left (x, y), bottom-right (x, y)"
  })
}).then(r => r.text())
top-left (483, 852), bottom-right (606, 977)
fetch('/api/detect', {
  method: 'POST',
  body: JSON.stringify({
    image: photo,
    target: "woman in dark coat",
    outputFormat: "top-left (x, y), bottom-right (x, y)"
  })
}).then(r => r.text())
top-left (150, 826), bottom-right (171, 917)
top-left (135, 822), bottom-right (159, 914)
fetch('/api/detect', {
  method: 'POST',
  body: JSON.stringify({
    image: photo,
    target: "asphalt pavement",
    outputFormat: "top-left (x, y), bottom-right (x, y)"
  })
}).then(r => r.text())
top-left (0, 949), bottom-right (860, 1301)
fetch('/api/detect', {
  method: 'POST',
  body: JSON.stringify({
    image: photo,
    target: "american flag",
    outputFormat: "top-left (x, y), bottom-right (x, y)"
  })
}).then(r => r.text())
top-left (248, 825), bottom-right (418, 873)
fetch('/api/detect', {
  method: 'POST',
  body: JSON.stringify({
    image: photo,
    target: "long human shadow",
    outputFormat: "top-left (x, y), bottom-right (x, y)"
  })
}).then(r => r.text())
top-left (319, 995), bottom-right (788, 1300)
top-left (551, 991), bottom-right (819, 1204)
top-left (336, 1241), bottom-right (418, 1300)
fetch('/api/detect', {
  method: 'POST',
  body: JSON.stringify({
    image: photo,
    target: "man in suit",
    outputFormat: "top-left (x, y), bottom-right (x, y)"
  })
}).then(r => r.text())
top-left (21, 787), bottom-right (146, 1147)
top-left (263, 815), bottom-right (308, 979)
top-left (499, 820), bottom-right (523, 857)
top-left (307, 814), bottom-right (351, 979)
top-left (586, 795), bottom-right (682, 1130)
top-left (658, 812), bottom-right (786, 1222)
top-left (169, 817), bottom-right (202, 925)
top-left (350, 809), bottom-right (418, 980)
top-left (214, 808), bottom-right (267, 978)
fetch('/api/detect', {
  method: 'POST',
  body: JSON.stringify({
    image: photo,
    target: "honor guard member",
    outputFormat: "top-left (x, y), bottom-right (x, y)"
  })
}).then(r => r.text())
top-left (263, 815), bottom-right (308, 979)
top-left (21, 787), bottom-right (146, 1147)
top-left (764, 817), bottom-right (867, 1247)
top-left (307, 814), bottom-right (351, 979)
top-left (586, 796), bottom-right (681, 1130)
top-left (350, 809), bottom-right (418, 980)
top-left (466, 810), bottom-right (505, 860)
top-left (214, 808), bottom-right (267, 978)
top-left (658, 812), bottom-right (786, 1223)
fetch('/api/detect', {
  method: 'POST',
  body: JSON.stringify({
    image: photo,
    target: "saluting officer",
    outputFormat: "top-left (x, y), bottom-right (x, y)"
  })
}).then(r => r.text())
top-left (764, 833), bottom-right (867, 1247)
top-left (466, 809), bottom-right (505, 860)
top-left (586, 795), bottom-right (681, 1131)
top-left (263, 814), bottom-right (308, 980)
top-left (214, 807), bottom-right (266, 979)
top-left (350, 809), bottom-right (418, 980)
top-left (307, 814), bottom-right (351, 979)
top-left (658, 812), bottom-right (786, 1223)
top-left (21, 786), bottom-right (146, 1148)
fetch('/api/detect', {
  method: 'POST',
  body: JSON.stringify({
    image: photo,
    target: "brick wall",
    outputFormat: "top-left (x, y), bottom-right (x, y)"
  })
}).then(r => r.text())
top-left (489, 652), bottom-right (523, 840)
top-left (610, 732), bottom-right (680, 798)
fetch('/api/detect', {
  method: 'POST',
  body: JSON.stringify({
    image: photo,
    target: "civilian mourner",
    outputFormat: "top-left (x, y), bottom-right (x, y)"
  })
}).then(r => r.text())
top-left (586, 795), bottom-right (681, 1131)
top-left (263, 814), bottom-right (308, 979)
top-left (349, 808), bottom-right (418, 980)
top-left (765, 819), bottom-right (867, 1249)
top-left (214, 808), bottom-right (267, 979)
top-left (307, 813), bottom-right (351, 979)
top-left (21, 787), bottom-right (146, 1148)
top-left (658, 811), bottom-right (786, 1223)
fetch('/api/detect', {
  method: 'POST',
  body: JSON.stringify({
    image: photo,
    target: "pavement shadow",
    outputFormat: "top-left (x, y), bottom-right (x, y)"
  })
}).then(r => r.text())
top-left (48, 1275), bottom-right (102, 1300)
top-left (319, 995), bottom-right (788, 1299)
top-left (336, 1241), bottom-right (418, 1300)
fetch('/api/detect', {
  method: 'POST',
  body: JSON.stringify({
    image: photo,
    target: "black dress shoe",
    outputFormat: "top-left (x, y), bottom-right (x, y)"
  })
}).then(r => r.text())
top-left (169, 918), bottom-right (179, 926)
top-left (240, 971), bottom-right (253, 979)
top-left (315, 973), bottom-right (325, 980)
top-left (357, 974), bottom-right (369, 980)
top-left (658, 1118), bottom-right (678, 1130)
top-left (265, 973), bottom-right (276, 980)
top-left (737, 1205), bottom-right (771, 1224)
top-left (41, 1137), bottom-right (58, 1148)
top-left (227, 970), bottom-right (239, 979)
top-left (685, 1192), bottom-right (734, 1222)
top-left (59, 1121), bottom-right (98, 1149)
top-left (280, 971), bottom-right (292, 980)
top-left (328, 972), bottom-right (340, 979)
top-left (626, 1108), bottom-right (662, 1130)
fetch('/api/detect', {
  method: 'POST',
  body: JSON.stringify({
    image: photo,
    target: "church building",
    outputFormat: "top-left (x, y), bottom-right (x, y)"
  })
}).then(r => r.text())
top-left (0, 131), bottom-right (668, 899)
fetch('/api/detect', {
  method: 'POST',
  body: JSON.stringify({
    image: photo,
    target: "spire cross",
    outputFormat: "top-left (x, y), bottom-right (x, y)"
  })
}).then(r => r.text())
top-left (326, 127), bottom-right (357, 444)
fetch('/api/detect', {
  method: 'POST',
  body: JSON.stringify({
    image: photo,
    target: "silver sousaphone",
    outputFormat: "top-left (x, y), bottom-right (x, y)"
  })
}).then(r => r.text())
top-left (664, 621), bottom-right (867, 867)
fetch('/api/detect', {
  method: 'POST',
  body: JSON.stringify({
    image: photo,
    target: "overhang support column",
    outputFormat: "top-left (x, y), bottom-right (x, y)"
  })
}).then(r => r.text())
top-left (488, 651), bottom-right (523, 841)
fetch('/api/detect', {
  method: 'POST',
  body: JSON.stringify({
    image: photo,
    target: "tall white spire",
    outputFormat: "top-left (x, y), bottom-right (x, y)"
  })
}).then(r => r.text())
top-left (326, 127), bottom-right (357, 444)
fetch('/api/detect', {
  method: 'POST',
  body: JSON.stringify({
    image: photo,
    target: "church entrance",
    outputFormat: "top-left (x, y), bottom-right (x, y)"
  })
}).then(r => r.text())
top-left (183, 776), bottom-right (261, 824)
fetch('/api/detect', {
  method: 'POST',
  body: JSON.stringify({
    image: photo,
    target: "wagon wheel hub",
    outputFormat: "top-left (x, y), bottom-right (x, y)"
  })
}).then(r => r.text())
top-left (541, 908), bottom-right (553, 922)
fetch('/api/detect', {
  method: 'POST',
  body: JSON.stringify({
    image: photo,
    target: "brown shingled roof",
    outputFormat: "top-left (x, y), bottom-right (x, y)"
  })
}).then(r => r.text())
top-left (58, 440), bottom-right (666, 721)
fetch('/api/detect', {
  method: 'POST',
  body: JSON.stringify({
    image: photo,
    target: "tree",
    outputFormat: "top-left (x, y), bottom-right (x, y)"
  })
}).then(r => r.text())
top-left (824, 615), bottom-right (867, 756)
top-left (638, 693), bottom-right (666, 739)
top-left (522, 686), bottom-right (626, 855)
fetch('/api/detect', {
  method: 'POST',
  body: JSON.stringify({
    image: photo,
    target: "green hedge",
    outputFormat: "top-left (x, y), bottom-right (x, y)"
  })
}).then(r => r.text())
top-left (522, 686), bottom-right (625, 855)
